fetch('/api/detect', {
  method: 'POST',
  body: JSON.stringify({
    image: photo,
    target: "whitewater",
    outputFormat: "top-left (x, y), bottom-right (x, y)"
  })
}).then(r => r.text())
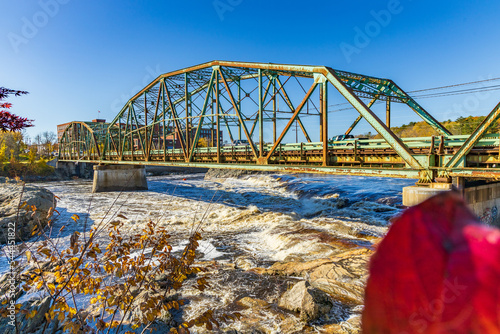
top-left (0, 172), bottom-right (415, 332)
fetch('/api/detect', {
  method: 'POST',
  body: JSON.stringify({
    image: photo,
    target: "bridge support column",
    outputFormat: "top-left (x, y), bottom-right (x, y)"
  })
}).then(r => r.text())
top-left (403, 180), bottom-right (500, 226)
top-left (56, 161), bottom-right (94, 179)
top-left (402, 183), bottom-right (452, 207)
top-left (92, 165), bottom-right (148, 193)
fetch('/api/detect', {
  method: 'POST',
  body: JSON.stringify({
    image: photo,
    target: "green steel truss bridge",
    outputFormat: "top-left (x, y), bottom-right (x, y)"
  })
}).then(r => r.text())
top-left (58, 61), bottom-right (500, 183)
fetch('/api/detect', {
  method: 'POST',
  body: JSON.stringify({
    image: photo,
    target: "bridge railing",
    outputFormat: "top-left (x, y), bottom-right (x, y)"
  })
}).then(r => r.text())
top-left (95, 134), bottom-right (500, 157)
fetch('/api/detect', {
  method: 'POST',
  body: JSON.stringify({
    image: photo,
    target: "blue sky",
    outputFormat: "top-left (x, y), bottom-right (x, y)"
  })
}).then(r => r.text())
top-left (2, 0), bottom-right (500, 140)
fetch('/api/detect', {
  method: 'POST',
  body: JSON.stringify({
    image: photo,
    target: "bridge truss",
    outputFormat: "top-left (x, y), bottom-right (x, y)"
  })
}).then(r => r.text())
top-left (59, 61), bottom-right (500, 182)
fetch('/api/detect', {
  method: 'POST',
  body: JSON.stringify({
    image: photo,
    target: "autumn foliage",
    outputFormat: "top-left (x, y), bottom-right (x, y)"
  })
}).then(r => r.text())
top-left (0, 87), bottom-right (32, 131)
top-left (362, 191), bottom-right (500, 333)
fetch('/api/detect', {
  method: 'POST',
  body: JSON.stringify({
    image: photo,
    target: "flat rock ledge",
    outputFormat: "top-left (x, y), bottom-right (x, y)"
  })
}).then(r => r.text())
top-left (251, 248), bottom-right (373, 333)
top-left (204, 168), bottom-right (271, 181)
top-left (258, 248), bottom-right (372, 306)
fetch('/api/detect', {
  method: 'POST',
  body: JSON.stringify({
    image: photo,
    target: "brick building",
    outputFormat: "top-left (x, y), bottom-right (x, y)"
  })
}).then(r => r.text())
top-left (57, 119), bottom-right (106, 142)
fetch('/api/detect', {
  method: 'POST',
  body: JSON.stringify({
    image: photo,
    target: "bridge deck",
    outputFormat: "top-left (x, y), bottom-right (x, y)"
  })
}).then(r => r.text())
top-left (59, 134), bottom-right (500, 180)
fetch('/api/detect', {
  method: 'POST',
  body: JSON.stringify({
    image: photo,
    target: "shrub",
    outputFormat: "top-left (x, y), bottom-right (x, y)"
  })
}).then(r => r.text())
top-left (1, 193), bottom-right (240, 333)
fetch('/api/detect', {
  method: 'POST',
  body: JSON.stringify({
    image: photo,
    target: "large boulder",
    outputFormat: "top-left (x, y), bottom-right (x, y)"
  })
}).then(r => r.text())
top-left (260, 249), bottom-right (372, 305)
top-left (0, 179), bottom-right (56, 244)
top-left (0, 296), bottom-right (63, 334)
top-left (278, 281), bottom-right (333, 322)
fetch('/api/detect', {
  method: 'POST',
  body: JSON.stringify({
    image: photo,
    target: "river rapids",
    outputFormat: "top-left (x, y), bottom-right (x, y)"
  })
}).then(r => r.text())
top-left (1, 172), bottom-right (415, 333)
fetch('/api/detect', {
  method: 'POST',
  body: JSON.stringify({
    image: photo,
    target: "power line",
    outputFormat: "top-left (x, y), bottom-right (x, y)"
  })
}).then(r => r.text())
top-left (407, 77), bottom-right (500, 93)
top-left (324, 79), bottom-right (500, 112)
top-left (412, 84), bottom-right (500, 99)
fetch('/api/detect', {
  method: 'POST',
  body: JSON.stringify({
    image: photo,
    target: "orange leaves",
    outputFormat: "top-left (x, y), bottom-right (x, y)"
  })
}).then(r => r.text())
top-left (196, 277), bottom-right (209, 291)
top-left (26, 309), bottom-right (37, 319)
top-left (4, 204), bottom-right (227, 334)
top-left (46, 206), bottom-right (58, 219)
top-left (25, 250), bottom-right (32, 262)
top-left (70, 231), bottom-right (80, 255)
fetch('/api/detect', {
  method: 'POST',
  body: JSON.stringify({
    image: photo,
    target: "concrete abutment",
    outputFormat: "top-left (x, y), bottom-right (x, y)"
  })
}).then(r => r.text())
top-left (56, 161), bottom-right (94, 179)
top-left (92, 165), bottom-right (148, 193)
top-left (403, 178), bottom-right (500, 226)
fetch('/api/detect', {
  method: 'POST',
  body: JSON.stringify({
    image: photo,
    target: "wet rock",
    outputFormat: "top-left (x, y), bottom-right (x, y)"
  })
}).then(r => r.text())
top-left (264, 258), bottom-right (333, 277)
top-left (262, 249), bottom-right (372, 306)
top-left (24, 259), bottom-right (64, 275)
top-left (322, 314), bottom-right (362, 333)
top-left (278, 281), bottom-right (333, 322)
top-left (310, 279), bottom-right (365, 305)
top-left (308, 252), bottom-right (369, 305)
top-left (0, 272), bottom-right (24, 302)
top-left (126, 290), bottom-right (172, 325)
top-left (204, 168), bottom-right (271, 181)
top-left (376, 196), bottom-right (400, 207)
top-left (236, 296), bottom-right (269, 308)
top-left (0, 182), bottom-right (56, 244)
top-left (0, 296), bottom-right (64, 334)
top-left (235, 256), bottom-right (257, 270)
top-left (279, 317), bottom-right (306, 333)
top-left (24, 296), bottom-right (52, 333)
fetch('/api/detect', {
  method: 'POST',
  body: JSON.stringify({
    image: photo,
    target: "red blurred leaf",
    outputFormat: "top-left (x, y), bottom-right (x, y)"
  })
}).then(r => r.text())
top-left (0, 110), bottom-right (33, 131)
top-left (0, 87), bottom-right (31, 131)
top-left (0, 87), bottom-right (28, 100)
top-left (362, 191), bottom-right (500, 333)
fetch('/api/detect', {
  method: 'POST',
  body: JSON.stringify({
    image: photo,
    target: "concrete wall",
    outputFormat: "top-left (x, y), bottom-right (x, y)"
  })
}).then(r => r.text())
top-left (92, 165), bottom-right (148, 193)
top-left (56, 161), bottom-right (94, 179)
top-left (402, 186), bottom-right (451, 207)
top-left (403, 182), bottom-right (500, 227)
top-left (464, 183), bottom-right (500, 226)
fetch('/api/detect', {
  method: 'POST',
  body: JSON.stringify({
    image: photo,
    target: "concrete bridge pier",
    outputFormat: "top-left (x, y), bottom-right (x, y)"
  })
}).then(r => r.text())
top-left (92, 165), bottom-right (148, 193)
top-left (56, 160), bottom-right (94, 179)
top-left (403, 177), bottom-right (500, 226)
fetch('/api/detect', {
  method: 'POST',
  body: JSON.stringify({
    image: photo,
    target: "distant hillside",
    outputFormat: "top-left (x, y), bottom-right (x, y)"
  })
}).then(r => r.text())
top-left (372, 116), bottom-right (499, 138)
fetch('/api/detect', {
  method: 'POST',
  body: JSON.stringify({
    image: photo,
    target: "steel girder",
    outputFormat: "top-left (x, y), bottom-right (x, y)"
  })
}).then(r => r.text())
top-left (58, 61), bottom-right (500, 182)
top-left (59, 122), bottom-right (104, 161)
top-left (445, 101), bottom-right (500, 168)
top-left (332, 70), bottom-right (451, 136)
top-left (102, 62), bottom-right (427, 167)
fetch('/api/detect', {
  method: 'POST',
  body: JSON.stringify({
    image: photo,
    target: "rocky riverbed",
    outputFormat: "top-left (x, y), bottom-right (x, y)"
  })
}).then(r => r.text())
top-left (0, 172), bottom-right (414, 333)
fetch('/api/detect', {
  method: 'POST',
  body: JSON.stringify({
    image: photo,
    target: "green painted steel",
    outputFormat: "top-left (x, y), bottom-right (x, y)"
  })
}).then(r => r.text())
top-left (58, 61), bottom-right (500, 182)
top-left (344, 97), bottom-right (378, 135)
top-left (445, 101), bottom-right (500, 168)
top-left (323, 68), bottom-right (423, 170)
top-left (387, 81), bottom-right (451, 136)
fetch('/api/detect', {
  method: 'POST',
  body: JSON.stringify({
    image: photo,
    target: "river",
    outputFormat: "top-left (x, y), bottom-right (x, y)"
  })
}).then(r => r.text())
top-left (1, 172), bottom-right (416, 333)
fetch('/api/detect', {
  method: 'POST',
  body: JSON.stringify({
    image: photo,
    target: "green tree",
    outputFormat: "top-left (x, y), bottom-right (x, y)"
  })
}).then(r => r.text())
top-left (28, 147), bottom-right (36, 164)
top-left (0, 143), bottom-right (6, 163)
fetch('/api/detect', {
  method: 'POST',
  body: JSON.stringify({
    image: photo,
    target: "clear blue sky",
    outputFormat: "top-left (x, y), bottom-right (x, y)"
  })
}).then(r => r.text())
top-left (2, 0), bottom-right (500, 140)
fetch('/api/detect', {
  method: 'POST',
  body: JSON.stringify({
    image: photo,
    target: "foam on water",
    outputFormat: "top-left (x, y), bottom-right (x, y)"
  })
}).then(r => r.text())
top-left (0, 172), bottom-right (415, 332)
